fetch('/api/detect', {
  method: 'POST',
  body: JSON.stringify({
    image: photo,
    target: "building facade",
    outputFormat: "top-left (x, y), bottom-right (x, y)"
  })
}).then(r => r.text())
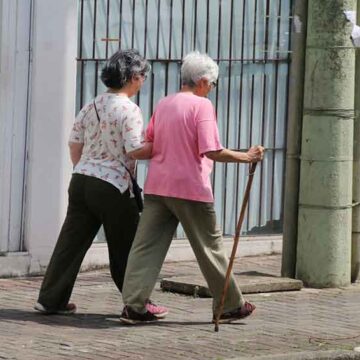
top-left (0, 0), bottom-right (291, 276)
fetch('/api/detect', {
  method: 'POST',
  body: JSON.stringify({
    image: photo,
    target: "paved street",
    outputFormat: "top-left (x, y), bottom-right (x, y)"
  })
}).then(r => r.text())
top-left (0, 255), bottom-right (360, 360)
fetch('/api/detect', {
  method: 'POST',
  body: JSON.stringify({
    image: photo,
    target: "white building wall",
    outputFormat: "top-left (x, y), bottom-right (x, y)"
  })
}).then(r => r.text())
top-left (24, 0), bottom-right (78, 273)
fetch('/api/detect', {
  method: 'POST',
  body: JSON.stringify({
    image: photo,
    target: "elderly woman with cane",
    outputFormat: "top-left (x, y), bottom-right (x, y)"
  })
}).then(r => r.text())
top-left (34, 49), bottom-right (167, 318)
top-left (120, 51), bottom-right (264, 324)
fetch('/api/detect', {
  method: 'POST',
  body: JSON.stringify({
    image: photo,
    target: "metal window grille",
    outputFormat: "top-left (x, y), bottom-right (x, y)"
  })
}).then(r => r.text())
top-left (76, 0), bottom-right (293, 237)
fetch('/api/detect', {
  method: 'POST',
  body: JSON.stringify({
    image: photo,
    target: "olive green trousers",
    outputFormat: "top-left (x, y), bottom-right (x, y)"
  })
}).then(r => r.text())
top-left (122, 194), bottom-right (245, 315)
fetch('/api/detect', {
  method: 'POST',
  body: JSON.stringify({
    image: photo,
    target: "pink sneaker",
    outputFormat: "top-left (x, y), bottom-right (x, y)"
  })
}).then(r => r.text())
top-left (145, 299), bottom-right (168, 319)
top-left (213, 301), bottom-right (256, 324)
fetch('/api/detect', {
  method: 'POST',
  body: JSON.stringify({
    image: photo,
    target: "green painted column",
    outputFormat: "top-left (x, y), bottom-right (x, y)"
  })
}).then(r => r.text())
top-left (351, 0), bottom-right (360, 283)
top-left (296, 0), bottom-right (355, 287)
top-left (281, 0), bottom-right (308, 278)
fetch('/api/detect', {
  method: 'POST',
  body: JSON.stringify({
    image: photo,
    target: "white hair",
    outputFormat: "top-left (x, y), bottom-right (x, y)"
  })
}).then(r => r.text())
top-left (181, 51), bottom-right (219, 86)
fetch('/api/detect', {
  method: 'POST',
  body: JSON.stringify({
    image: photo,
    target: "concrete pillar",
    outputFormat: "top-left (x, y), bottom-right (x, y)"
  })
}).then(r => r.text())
top-left (281, 0), bottom-right (308, 278)
top-left (296, 0), bottom-right (355, 287)
top-left (351, 0), bottom-right (360, 283)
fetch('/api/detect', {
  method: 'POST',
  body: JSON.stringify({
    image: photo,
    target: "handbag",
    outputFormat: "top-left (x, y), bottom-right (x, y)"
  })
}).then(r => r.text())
top-left (93, 100), bottom-right (144, 212)
top-left (128, 172), bottom-right (144, 212)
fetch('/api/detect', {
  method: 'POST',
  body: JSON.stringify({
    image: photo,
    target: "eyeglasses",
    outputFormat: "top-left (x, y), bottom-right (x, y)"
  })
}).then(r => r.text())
top-left (210, 81), bottom-right (217, 88)
top-left (139, 72), bottom-right (148, 80)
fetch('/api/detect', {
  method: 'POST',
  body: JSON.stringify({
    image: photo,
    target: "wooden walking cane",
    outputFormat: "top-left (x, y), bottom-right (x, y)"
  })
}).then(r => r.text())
top-left (214, 162), bottom-right (258, 332)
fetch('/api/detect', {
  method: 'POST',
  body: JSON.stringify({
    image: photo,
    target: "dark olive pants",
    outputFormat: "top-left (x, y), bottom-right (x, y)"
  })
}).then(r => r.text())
top-left (37, 174), bottom-right (139, 310)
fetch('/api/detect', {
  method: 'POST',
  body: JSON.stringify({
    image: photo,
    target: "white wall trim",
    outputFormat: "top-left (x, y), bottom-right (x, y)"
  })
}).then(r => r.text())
top-left (79, 235), bottom-right (282, 272)
top-left (0, 252), bottom-right (31, 277)
top-left (0, 236), bottom-right (282, 277)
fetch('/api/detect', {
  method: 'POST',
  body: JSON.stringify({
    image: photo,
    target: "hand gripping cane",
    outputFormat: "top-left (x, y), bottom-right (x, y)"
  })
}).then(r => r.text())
top-left (214, 162), bottom-right (258, 332)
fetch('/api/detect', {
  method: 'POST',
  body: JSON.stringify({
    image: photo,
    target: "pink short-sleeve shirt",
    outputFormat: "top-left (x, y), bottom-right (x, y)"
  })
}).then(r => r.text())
top-left (144, 92), bottom-right (223, 202)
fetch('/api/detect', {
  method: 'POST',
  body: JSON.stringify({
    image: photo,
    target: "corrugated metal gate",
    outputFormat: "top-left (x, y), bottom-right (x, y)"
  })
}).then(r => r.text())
top-left (76, 0), bottom-right (293, 237)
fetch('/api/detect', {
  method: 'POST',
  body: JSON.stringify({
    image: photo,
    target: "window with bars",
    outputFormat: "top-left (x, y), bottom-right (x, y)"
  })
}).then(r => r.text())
top-left (76, 0), bottom-right (293, 237)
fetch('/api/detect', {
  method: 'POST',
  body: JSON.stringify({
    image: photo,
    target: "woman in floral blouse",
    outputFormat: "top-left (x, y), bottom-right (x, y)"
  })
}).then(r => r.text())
top-left (34, 49), bottom-right (167, 318)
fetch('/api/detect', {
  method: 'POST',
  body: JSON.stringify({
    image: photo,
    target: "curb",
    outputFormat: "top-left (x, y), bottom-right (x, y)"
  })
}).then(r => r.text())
top-left (160, 276), bottom-right (303, 297)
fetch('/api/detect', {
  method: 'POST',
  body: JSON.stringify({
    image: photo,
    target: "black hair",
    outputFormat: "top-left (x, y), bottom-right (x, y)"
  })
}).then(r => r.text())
top-left (100, 49), bottom-right (150, 89)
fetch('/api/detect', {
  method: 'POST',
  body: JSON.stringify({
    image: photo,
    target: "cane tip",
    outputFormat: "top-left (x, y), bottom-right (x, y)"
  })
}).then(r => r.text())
top-left (214, 324), bottom-right (219, 332)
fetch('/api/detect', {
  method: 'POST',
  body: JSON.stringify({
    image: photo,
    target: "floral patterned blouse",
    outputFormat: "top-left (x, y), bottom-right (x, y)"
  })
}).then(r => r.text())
top-left (69, 93), bottom-right (144, 193)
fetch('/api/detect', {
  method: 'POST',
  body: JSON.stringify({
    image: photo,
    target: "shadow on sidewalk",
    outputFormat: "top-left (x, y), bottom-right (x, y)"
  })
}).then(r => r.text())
top-left (0, 308), bottom-right (121, 329)
top-left (232, 271), bottom-right (278, 277)
top-left (117, 320), bottom-right (248, 329)
top-left (0, 309), bottom-right (245, 329)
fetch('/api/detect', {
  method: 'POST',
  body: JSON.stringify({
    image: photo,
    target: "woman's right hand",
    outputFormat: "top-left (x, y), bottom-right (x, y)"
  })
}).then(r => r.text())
top-left (246, 146), bottom-right (265, 163)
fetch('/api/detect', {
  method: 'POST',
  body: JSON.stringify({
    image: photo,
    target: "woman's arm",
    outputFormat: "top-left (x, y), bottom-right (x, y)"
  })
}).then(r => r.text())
top-left (127, 142), bottom-right (153, 160)
top-left (205, 146), bottom-right (264, 163)
top-left (69, 142), bottom-right (84, 166)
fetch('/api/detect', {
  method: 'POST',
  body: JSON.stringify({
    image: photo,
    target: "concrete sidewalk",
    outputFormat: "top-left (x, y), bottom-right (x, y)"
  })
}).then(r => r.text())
top-left (0, 254), bottom-right (360, 360)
